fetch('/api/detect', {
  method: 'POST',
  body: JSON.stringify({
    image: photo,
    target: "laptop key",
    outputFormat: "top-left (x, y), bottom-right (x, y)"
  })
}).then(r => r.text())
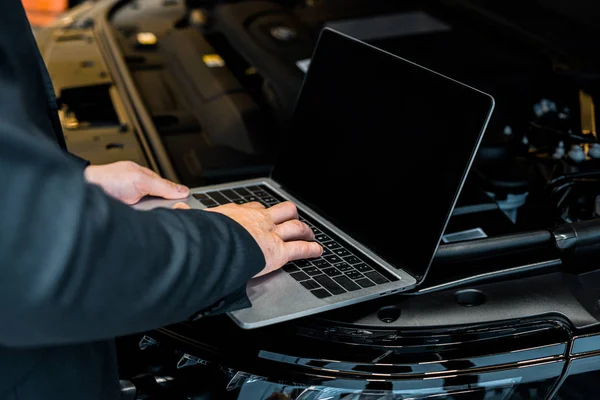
top-left (345, 270), bottom-right (364, 280)
top-left (322, 267), bottom-right (342, 277)
top-left (355, 263), bottom-right (373, 273)
top-left (334, 262), bottom-right (353, 272)
top-left (313, 274), bottom-right (346, 295)
top-left (234, 199), bottom-right (247, 204)
top-left (199, 199), bottom-right (218, 207)
top-left (334, 275), bottom-right (361, 291)
top-left (323, 241), bottom-right (342, 250)
top-left (364, 271), bottom-right (389, 284)
top-left (311, 227), bottom-right (322, 235)
top-left (193, 193), bottom-right (209, 200)
top-left (265, 190), bottom-right (284, 202)
top-left (311, 288), bottom-right (332, 299)
top-left (246, 185), bottom-right (263, 193)
top-left (312, 259), bottom-right (330, 269)
top-left (304, 267), bottom-right (321, 276)
top-left (209, 192), bottom-right (229, 205)
top-left (321, 248), bottom-right (333, 256)
top-left (315, 233), bottom-right (331, 242)
top-left (233, 187), bottom-right (252, 197)
top-left (356, 278), bottom-right (375, 288)
top-left (244, 195), bottom-right (259, 202)
top-left (220, 189), bottom-right (240, 200)
top-left (334, 248), bottom-right (351, 257)
top-left (301, 280), bottom-right (321, 290)
top-left (283, 263), bottom-right (299, 273)
top-left (343, 256), bottom-right (362, 265)
top-left (290, 271), bottom-right (310, 281)
top-left (324, 255), bottom-right (342, 264)
top-left (295, 260), bottom-right (313, 268)
top-left (253, 191), bottom-right (269, 198)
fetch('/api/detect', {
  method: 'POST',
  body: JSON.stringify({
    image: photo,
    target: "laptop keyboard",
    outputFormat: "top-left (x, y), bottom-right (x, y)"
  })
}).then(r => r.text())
top-left (193, 185), bottom-right (399, 299)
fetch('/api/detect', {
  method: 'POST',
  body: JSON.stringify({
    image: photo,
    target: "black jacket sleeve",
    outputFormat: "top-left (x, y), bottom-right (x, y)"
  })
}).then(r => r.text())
top-left (0, 0), bottom-right (266, 349)
top-left (0, 104), bottom-right (265, 348)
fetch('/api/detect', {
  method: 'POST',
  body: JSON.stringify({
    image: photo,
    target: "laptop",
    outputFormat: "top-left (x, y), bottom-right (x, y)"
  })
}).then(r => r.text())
top-left (135, 28), bottom-right (495, 329)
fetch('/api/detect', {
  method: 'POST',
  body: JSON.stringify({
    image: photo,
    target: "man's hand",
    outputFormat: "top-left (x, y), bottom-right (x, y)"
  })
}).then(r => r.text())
top-left (84, 161), bottom-right (189, 205)
top-left (206, 201), bottom-right (323, 277)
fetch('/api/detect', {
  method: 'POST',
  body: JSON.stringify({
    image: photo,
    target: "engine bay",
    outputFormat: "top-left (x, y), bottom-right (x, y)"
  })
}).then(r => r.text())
top-left (107, 0), bottom-right (599, 236)
top-left (32, 1), bottom-right (600, 398)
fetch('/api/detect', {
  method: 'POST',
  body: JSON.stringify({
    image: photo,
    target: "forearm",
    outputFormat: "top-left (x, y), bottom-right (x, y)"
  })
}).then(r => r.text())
top-left (0, 126), bottom-right (264, 347)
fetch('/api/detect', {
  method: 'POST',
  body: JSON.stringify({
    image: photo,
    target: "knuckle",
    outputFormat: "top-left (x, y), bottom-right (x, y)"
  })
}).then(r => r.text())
top-left (290, 219), bottom-right (304, 230)
top-left (132, 175), bottom-right (148, 194)
top-left (120, 160), bottom-right (138, 170)
top-left (139, 167), bottom-right (154, 177)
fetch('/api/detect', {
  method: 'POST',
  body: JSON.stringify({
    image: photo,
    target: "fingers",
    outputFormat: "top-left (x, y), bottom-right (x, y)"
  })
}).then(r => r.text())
top-left (139, 168), bottom-right (189, 199)
top-left (172, 202), bottom-right (191, 210)
top-left (266, 201), bottom-right (299, 224)
top-left (273, 219), bottom-right (314, 242)
top-left (275, 217), bottom-right (321, 261)
top-left (284, 240), bottom-right (323, 261)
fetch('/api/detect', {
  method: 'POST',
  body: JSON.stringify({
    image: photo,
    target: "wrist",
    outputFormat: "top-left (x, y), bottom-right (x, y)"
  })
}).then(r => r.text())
top-left (84, 165), bottom-right (100, 184)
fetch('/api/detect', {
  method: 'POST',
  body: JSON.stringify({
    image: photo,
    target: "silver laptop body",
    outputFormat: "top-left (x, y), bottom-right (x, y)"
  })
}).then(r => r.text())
top-left (137, 177), bottom-right (419, 328)
top-left (135, 28), bottom-right (494, 329)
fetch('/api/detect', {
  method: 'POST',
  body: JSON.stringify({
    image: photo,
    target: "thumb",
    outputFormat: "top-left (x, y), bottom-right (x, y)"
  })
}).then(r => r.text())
top-left (172, 202), bottom-right (191, 210)
top-left (140, 173), bottom-right (190, 199)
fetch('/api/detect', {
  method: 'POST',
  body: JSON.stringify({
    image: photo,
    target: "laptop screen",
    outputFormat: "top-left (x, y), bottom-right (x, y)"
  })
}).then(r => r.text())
top-left (271, 28), bottom-right (494, 283)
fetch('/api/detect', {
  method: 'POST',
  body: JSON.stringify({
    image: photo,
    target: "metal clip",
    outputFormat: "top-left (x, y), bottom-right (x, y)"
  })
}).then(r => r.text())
top-left (176, 353), bottom-right (209, 369)
top-left (138, 335), bottom-right (159, 350)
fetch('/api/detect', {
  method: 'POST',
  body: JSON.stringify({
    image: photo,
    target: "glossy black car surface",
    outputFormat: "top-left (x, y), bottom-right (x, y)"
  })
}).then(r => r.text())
top-left (35, 0), bottom-right (600, 398)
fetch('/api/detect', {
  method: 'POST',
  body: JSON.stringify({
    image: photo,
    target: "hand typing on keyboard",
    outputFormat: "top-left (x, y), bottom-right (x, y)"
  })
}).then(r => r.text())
top-left (184, 186), bottom-right (396, 298)
top-left (202, 201), bottom-right (323, 277)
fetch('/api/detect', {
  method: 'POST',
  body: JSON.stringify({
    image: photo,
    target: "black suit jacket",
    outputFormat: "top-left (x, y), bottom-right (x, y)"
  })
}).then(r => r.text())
top-left (0, 1), bottom-right (264, 398)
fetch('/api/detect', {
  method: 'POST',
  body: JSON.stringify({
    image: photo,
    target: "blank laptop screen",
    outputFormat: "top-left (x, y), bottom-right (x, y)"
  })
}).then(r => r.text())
top-left (271, 28), bottom-right (494, 282)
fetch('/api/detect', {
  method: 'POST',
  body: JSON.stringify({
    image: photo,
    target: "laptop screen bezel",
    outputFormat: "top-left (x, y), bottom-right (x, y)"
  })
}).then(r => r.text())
top-left (270, 27), bottom-right (495, 287)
